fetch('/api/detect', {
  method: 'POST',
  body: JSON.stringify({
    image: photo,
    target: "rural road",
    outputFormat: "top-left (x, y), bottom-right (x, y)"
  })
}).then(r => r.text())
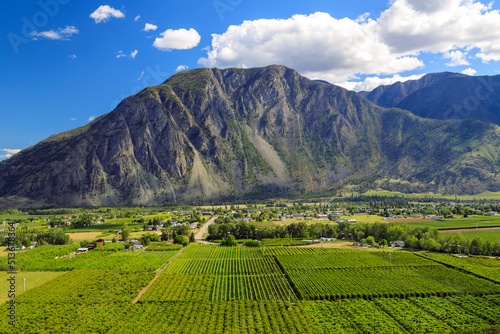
top-left (195, 216), bottom-right (217, 242)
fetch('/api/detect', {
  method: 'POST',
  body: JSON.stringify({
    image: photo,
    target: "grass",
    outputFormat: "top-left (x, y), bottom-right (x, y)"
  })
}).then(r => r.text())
top-left (362, 190), bottom-right (500, 200)
top-left (439, 228), bottom-right (500, 243)
top-left (403, 216), bottom-right (500, 230)
top-left (0, 271), bottom-right (66, 302)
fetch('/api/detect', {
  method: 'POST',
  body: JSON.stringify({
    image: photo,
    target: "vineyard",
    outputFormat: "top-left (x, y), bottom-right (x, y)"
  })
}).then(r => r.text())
top-left (1, 243), bottom-right (499, 333)
top-left (417, 252), bottom-right (500, 283)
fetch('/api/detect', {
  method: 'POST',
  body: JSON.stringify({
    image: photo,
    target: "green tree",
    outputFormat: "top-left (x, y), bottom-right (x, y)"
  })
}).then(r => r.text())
top-left (173, 235), bottom-right (185, 245)
top-left (380, 239), bottom-right (388, 248)
top-left (122, 226), bottom-right (130, 241)
top-left (189, 232), bottom-right (195, 243)
top-left (220, 234), bottom-right (237, 247)
top-left (365, 236), bottom-right (375, 247)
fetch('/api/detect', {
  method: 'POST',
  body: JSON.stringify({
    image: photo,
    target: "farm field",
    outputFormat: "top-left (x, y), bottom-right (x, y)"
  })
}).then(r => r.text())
top-left (402, 216), bottom-right (500, 230)
top-left (1, 244), bottom-right (500, 333)
top-left (439, 227), bottom-right (500, 243)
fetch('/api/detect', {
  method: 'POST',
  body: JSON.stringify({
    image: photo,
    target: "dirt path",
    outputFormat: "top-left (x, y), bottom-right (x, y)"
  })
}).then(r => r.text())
top-left (195, 216), bottom-right (217, 241)
top-left (131, 246), bottom-right (186, 304)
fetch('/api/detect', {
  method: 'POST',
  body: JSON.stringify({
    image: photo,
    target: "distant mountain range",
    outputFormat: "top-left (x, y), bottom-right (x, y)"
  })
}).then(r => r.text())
top-left (1, 66), bottom-right (500, 207)
top-left (360, 72), bottom-right (500, 125)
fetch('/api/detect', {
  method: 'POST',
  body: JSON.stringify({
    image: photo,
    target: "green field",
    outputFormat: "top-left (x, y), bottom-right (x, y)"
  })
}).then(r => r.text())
top-left (440, 228), bottom-right (500, 243)
top-left (404, 216), bottom-right (500, 229)
top-left (2, 244), bottom-right (500, 333)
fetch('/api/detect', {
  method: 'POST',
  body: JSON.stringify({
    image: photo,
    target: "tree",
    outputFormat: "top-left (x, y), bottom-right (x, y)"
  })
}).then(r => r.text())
top-left (380, 239), bottom-right (388, 248)
top-left (365, 236), bottom-right (375, 247)
top-left (220, 234), bottom-right (237, 247)
top-left (189, 232), bottom-right (195, 243)
top-left (173, 235), bottom-right (185, 245)
top-left (122, 226), bottom-right (130, 241)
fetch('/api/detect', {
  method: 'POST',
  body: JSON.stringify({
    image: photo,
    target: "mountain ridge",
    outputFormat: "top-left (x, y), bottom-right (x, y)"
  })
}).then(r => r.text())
top-left (1, 65), bottom-right (500, 207)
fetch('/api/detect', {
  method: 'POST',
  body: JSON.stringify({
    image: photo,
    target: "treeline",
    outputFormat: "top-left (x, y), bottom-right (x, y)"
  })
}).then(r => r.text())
top-left (208, 220), bottom-right (500, 256)
top-left (1, 227), bottom-right (70, 248)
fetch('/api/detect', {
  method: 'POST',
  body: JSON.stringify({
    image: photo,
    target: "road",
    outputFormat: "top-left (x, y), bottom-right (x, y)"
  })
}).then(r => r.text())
top-left (195, 216), bottom-right (217, 243)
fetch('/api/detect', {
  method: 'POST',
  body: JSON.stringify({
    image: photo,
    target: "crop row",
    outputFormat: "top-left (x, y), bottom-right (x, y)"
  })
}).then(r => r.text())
top-left (374, 298), bottom-right (452, 333)
top-left (447, 294), bottom-right (500, 325)
top-left (283, 266), bottom-right (500, 300)
top-left (211, 274), bottom-right (295, 301)
top-left (302, 300), bottom-right (361, 333)
top-left (275, 251), bottom-right (437, 271)
top-left (141, 273), bottom-right (214, 302)
top-left (16, 269), bottom-right (154, 303)
top-left (409, 296), bottom-right (490, 330)
top-left (166, 257), bottom-right (283, 275)
top-left (417, 252), bottom-right (500, 283)
top-left (337, 299), bottom-right (409, 333)
top-left (178, 244), bottom-right (263, 260)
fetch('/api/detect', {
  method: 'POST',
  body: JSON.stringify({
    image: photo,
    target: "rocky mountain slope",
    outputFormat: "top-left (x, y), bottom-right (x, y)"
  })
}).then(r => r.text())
top-left (1, 65), bottom-right (500, 206)
top-left (360, 72), bottom-right (500, 125)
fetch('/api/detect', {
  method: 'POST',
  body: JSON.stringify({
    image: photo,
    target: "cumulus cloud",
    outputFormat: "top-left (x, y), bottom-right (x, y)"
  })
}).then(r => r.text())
top-left (88, 116), bottom-right (96, 122)
top-left (199, 1), bottom-right (500, 83)
top-left (135, 15), bottom-right (141, 21)
top-left (130, 50), bottom-right (138, 59)
top-left (90, 5), bottom-right (125, 24)
top-left (336, 74), bottom-right (426, 92)
top-left (153, 28), bottom-right (201, 51)
top-left (462, 68), bottom-right (477, 75)
top-left (0, 148), bottom-right (21, 160)
top-left (198, 12), bottom-right (423, 82)
top-left (144, 23), bottom-right (158, 31)
top-left (30, 26), bottom-right (78, 40)
top-left (443, 50), bottom-right (470, 66)
top-left (176, 65), bottom-right (188, 72)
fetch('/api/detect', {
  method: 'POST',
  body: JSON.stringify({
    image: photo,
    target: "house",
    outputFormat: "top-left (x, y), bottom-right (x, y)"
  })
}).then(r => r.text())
top-left (486, 211), bottom-right (500, 216)
top-left (292, 214), bottom-right (304, 219)
top-left (96, 239), bottom-right (105, 247)
top-left (77, 248), bottom-right (88, 253)
top-left (130, 244), bottom-right (143, 251)
top-left (390, 240), bottom-right (405, 247)
top-left (86, 244), bottom-right (95, 250)
top-left (317, 214), bottom-right (329, 219)
top-left (320, 237), bottom-right (336, 242)
top-left (104, 240), bottom-right (112, 244)
top-left (348, 219), bottom-right (357, 223)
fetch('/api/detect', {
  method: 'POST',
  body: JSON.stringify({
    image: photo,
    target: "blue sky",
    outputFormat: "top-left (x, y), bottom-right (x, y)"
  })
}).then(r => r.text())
top-left (1, 0), bottom-right (500, 160)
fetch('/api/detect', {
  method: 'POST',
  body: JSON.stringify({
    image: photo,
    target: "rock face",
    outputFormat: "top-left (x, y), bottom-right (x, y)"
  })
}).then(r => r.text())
top-left (1, 65), bottom-right (500, 206)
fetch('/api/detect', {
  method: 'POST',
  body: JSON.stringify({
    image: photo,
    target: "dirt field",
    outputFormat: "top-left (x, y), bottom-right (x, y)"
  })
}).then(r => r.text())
top-left (67, 232), bottom-right (102, 242)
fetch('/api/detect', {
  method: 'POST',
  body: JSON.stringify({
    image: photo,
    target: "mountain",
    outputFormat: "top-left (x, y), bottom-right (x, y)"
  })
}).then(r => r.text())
top-left (360, 72), bottom-right (500, 125)
top-left (1, 65), bottom-right (500, 207)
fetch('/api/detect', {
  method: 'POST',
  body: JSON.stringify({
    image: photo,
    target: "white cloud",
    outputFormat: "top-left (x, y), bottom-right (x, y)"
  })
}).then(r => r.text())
top-left (443, 50), bottom-right (470, 66)
top-left (198, 12), bottom-right (423, 82)
top-left (144, 23), bottom-right (158, 31)
top-left (199, 1), bottom-right (500, 83)
top-left (0, 148), bottom-right (21, 160)
top-left (88, 116), bottom-right (96, 122)
top-left (70, 117), bottom-right (76, 121)
top-left (462, 68), bottom-right (477, 75)
top-left (336, 73), bottom-right (426, 92)
top-left (153, 28), bottom-right (201, 51)
top-left (116, 50), bottom-right (127, 58)
top-left (69, 54), bottom-right (77, 59)
top-left (176, 65), bottom-right (188, 72)
top-left (1, 148), bottom-right (21, 155)
top-left (116, 50), bottom-right (138, 59)
top-left (90, 5), bottom-right (125, 24)
top-left (135, 15), bottom-right (141, 21)
top-left (30, 26), bottom-right (78, 40)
